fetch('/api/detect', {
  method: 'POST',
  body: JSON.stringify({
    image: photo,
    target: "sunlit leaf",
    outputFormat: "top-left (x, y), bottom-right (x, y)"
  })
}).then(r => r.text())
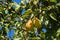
top-left (22, 9), bottom-right (32, 19)
top-left (50, 0), bottom-right (56, 2)
top-left (42, 8), bottom-right (47, 10)
top-left (33, 0), bottom-right (39, 5)
top-left (56, 3), bottom-right (60, 6)
top-left (45, 20), bottom-right (49, 26)
top-left (56, 28), bottom-right (60, 37)
top-left (15, 4), bottom-right (20, 11)
top-left (57, 28), bottom-right (60, 33)
top-left (49, 13), bottom-right (57, 21)
top-left (33, 16), bottom-right (41, 28)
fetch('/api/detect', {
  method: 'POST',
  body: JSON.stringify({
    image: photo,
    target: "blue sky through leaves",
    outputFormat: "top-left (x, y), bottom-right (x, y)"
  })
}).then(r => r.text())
top-left (12, 0), bottom-right (21, 4)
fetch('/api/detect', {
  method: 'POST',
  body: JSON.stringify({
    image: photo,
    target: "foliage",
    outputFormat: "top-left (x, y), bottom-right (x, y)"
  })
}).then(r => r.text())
top-left (0, 0), bottom-right (60, 40)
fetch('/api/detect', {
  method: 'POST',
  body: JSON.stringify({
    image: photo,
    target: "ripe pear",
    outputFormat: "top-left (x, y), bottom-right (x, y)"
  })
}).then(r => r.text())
top-left (25, 19), bottom-right (33, 30)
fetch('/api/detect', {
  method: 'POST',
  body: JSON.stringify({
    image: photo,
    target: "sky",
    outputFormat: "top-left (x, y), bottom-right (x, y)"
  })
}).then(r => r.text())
top-left (12, 0), bottom-right (21, 4)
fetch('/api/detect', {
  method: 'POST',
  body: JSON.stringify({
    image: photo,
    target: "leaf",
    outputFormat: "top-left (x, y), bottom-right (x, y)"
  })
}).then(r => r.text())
top-left (14, 38), bottom-right (22, 40)
top-left (25, 0), bottom-right (30, 3)
top-left (5, 27), bottom-right (9, 33)
top-left (5, 9), bottom-right (8, 14)
top-left (50, 0), bottom-right (56, 2)
top-left (33, 0), bottom-right (39, 5)
top-left (45, 20), bottom-right (49, 26)
top-left (5, 23), bottom-right (9, 27)
top-left (57, 28), bottom-right (60, 33)
top-left (22, 9), bottom-right (32, 19)
top-left (15, 4), bottom-right (20, 11)
top-left (8, 3), bottom-right (14, 9)
top-left (33, 16), bottom-right (41, 28)
top-left (33, 37), bottom-right (41, 40)
top-left (49, 13), bottom-right (57, 21)
top-left (0, 5), bottom-right (3, 12)
top-left (41, 33), bottom-right (46, 39)
top-left (56, 28), bottom-right (60, 37)
top-left (56, 3), bottom-right (60, 6)
top-left (42, 8), bottom-right (47, 10)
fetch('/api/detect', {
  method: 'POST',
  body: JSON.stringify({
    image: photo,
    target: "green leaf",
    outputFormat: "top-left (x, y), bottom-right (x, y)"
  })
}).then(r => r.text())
top-left (0, 5), bottom-right (3, 12)
top-left (33, 0), bottom-right (39, 5)
top-left (56, 3), bottom-right (60, 6)
top-left (42, 8), bottom-right (47, 10)
top-left (56, 28), bottom-right (60, 37)
top-left (50, 0), bottom-right (56, 2)
top-left (5, 27), bottom-right (9, 33)
top-left (49, 13), bottom-right (57, 21)
top-left (57, 28), bottom-right (60, 33)
top-left (22, 9), bottom-right (32, 19)
top-left (41, 33), bottom-right (46, 39)
top-left (15, 4), bottom-right (20, 11)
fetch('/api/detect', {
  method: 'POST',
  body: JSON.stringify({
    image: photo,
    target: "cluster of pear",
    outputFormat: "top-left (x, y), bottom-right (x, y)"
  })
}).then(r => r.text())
top-left (25, 16), bottom-right (41, 30)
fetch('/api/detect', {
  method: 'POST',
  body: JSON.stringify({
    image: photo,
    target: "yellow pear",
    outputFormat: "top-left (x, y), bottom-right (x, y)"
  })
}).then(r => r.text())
top-left (25, 19), bottom-right (33, 29)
